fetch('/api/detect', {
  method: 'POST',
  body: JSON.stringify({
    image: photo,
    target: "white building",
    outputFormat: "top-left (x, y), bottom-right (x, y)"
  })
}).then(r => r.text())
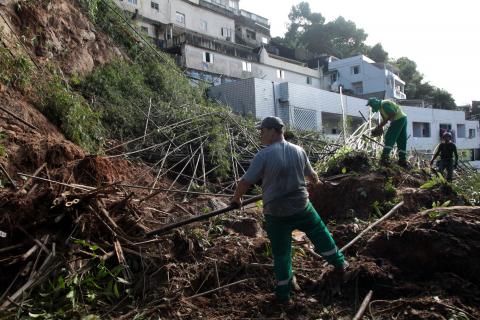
top-left (116, 0), bottom-right (329, 88)
top-left (113, 0), bottom-right (328, 87)
top-left (209, 78), bottom-right (480, 163)
top-left (327, 55), bottom-right (407, 100)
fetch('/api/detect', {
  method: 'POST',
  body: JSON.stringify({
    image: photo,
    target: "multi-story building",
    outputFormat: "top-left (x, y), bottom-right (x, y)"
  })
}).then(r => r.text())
top-left (113, 0), bottom-right (327, 87)
top-left (209, 77), bottom-right (480, 166)
top-left (326, 55), bottom-right (407, 100)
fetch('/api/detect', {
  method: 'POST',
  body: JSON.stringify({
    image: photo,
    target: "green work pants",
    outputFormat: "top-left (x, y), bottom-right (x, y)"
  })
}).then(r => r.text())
top-left (264, 202), bottom-right (345, 301)
top-left (437, 159), bottom-right (454, 182)
top-left (383, 117), bottom-right (408, 161)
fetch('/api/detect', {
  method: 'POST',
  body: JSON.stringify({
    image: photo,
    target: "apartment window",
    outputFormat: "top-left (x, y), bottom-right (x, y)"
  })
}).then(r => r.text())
top-left (351, 81), bottom-right (363, 95)
top-left (262, 37), bottom-right (268, 44)
top-left (469, 129), bottom-right (476, 139)
top-left (457, 124), bottom-right (466, 138)
top-left (330, 72), bottom-right (338, 82)
top-left (242, 61), bottom-right (252, 72)
top-left (221, 27), bottom-right (232, 38)
top-left (228, 0), bottom-right (236, 8)
top-left (413, 122), bottom-right (431, 138)
top-left (203, 52), bottom-right (214, 63)
top-left (246, 29), bottom-right (256, 40)
top-left (127, 0), bottom-right (138, 5)
top-left (176, 12), bottom-right (185, 25)
top-left (200, 20), bottom-right (208, 32)
top-left (306, 76), bottom-right (312, 85)
top-left (151, 1), bottom-right (159, 11)
top-left (351, 65), bottom-right (360, 75)
top-left (276, 69), bottom-right (285, 79)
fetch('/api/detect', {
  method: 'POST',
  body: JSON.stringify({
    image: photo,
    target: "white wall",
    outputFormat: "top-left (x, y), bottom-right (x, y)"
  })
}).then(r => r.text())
top-left (171, 0), bottom-right (235, 42)
top-left (114, 0), bottom-right (170, 24)
top-left (185, 45), bottom-right (323, 88)
top-left (329, 55), bottom-right (405, 99)
top-left (208, 78), bottom-right (480, 153)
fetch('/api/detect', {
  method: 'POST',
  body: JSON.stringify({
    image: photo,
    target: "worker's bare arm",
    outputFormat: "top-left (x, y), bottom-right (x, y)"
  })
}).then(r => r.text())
top-left (231, 179), bottom-right (252, 207)
top-left (306, 172), bottom-right (322, 185)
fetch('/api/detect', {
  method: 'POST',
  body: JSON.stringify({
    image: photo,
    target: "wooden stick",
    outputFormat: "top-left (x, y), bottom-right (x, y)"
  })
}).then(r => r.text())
top-left (0, 105), bottom-right (39, 131)
top-left (18, 163), bottom-right (46, 193)
top-left (186, 278), bottom-right (250, 299)
top-left (146, 195), bottom-right (262, 236)
top-left (143, 98), bottom-right (152, 144)
top-left (0, 163), bottom-right (17, 189)
top-left (17, 173), bottom-right (94, 191)
top-left (121, 183), bottom-right (235, 197)
top-left (353, 290), bottom-right (373, 320)
top-left (340, 202), bottom-right (404, 254)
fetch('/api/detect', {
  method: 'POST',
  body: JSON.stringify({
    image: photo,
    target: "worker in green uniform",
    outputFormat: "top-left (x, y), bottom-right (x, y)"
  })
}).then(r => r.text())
top-left (430, 132), bottom-right (458, 182)
top-left (366, 98), bottom-right (408, 167)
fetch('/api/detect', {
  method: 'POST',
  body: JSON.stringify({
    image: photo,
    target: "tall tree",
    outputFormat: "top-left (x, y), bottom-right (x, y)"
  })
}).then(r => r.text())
top-left (284, 2), bottom-right (324, 47)
top-left (301, 16), bottom-right (368, 58)
top-left (367, 43), bottom-right (388, 63)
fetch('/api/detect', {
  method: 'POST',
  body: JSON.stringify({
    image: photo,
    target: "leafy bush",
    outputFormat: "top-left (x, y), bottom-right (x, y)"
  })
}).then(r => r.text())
top-left (36, 74), bottom-right (104, 153)
top-left (0, 132), bottom-right (6, 158)
top-left (0, 46), bottom-right (32, 91)
top-left (453, 171), bottom-right (480, 205)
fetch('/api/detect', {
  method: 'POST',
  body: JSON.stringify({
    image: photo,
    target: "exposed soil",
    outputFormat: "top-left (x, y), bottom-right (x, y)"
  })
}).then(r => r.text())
top-left (0, 1), bottom-right (479, 319)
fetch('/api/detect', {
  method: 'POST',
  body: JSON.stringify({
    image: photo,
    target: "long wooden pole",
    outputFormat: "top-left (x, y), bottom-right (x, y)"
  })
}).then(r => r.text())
top-left (146, 195), bottom-right (262, 236)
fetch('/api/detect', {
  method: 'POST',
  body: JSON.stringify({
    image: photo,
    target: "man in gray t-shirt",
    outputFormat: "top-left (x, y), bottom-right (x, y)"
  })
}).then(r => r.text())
top-left (232, 116), bottom-right (347, 303)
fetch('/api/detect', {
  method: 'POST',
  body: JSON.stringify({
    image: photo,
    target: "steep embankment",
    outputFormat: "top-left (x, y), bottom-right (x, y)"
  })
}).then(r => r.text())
top-left (1, 1), bottom-right (479, 319)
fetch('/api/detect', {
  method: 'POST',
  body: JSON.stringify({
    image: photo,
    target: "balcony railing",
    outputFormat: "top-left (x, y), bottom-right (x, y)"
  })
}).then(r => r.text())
top-left (172, 31), bottom-right (259, 62)
top-left (394, 90), bottom-right (407, 99)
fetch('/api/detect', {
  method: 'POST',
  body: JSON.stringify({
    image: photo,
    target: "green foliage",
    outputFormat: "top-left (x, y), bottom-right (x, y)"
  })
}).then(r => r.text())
top-left (262, 242), bottom-right (273, 258)
top-left (367, 43), bottom-right (389, 63)
top-left (428, 201), bottom-right (451, 220)
top-left (371, 201), bottom-right (383, 219)
top-left (74, 0), bottom-right (233, 177)
top-left (453, 171), bottom-right (480, 206)
top-left (281, 2), bottom-right (367, 57)
top-left (318, 146), bottom-right (353, 173)
top-left (0, 132), bottom-right (6, 158)
top-left (292, 244), bottom-right (306, 258)
top-left (384, 177), bottom-right (396, 199)
top-left (26, 240), bottom-right (127, 319)
top-left (420, 173), bottom-right (447, 190)
top-left (35, 74), bottom-right (104, 153)
top-left (0, 45), bottom-right (33, 91)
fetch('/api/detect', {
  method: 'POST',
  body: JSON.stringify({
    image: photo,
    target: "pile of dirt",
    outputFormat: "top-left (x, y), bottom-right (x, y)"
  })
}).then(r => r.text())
top-left (324, 150), bottom-right (371, 176)
top-left (362, 206), bottom-right (480, 284)
top-left (309, 172), bottom-right (390, 220)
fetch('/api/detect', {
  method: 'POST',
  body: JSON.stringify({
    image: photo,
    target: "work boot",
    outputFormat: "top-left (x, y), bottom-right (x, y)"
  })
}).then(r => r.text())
top-left (379, 157), bottom-right (390, 167)
top-left (397, 159), bottom-right (410, 169)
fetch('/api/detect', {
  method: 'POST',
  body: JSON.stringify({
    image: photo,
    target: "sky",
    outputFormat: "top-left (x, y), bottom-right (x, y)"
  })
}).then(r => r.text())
top-left (241, 0), bottom-right (479, 105)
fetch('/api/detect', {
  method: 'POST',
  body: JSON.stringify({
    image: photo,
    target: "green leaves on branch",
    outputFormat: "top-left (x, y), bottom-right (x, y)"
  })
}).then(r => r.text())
top-left (35, 73), bottom-right (104, 153)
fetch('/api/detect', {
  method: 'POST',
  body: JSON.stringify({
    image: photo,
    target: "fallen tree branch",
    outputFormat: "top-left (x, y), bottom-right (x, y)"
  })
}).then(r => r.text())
top-left (0, 105), bottom-right (39, 131)
top-left (145, 195), bottom-right (262, 236)
top-left (340, 201), bottom-right (404, 254)
top-left (353, 290), bottom-right (373, 320)
top-left (0, 163), bottom-right (17, 189)
top-left (17, 173), bottom-right (94, 191)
